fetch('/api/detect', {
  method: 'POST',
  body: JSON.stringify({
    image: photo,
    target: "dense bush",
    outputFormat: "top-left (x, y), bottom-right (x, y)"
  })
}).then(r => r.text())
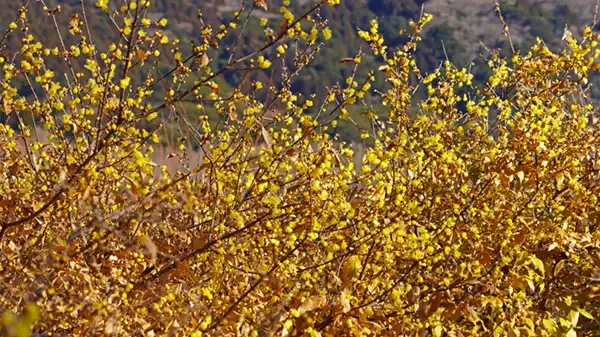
top-left (1, 0), bottom-right (600, 336)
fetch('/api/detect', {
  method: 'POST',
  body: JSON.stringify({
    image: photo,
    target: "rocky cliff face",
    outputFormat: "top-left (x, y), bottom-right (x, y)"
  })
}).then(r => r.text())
top-left (422, 0), bottom-right (598, 56)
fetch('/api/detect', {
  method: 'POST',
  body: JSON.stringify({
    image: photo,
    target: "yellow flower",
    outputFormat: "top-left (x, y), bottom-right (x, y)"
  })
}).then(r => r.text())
top-left (96, 0), bottom-right (108, 10)
top-left (146, 112), bottom-right (158, 121)
top-left (322, 27), bottom-right (332, 40)
top-left (257, 56), bottom-right (271, 69)
top-left (119, 77), bottom-right (130, 89)
top-left (21, 60), bottom-right (32, 72)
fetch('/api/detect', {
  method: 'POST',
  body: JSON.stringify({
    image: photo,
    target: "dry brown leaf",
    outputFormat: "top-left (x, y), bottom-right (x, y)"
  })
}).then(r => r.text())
top-left (280, 21), bottom-right (289, 33)
top-left (2, 98), bottom-right (10, 113)
top-left (255, 0), bottom-right (267, 10)
top-left (229, 107), bottom-right (237, 121)
top-left (81, 185), bottom-right (92, 201)
top-left (298, 295), bottom-right (327, 314)
top-left (170, 261), bottom-right (193, 281)
top-left (339, 289), bottom-right (351, 313)
top-left (553, 259), bottom-right (566, 277)
top-left (58, 167), bottom-right (68, 184)
top-left (262, 126), bottom-right (273, 150)
top-left (426, 292), bottom-right (444, 318)
top-left (141, 235), bottom-right (158, 266)
top-left (68, 13), bottom-right (80, 35)
top-left (192, 233), bottom-right (208, 250)
top-left (137, 49), bottom-right (148, 64)
top-left (123, 176), bottom-right (140, 196)
top-left (199, 53), bottom-right (210, 67)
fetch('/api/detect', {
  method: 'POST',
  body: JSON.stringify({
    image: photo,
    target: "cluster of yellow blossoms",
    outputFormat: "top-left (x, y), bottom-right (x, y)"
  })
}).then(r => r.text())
top-left (1, 1), bottom-right (600, 336)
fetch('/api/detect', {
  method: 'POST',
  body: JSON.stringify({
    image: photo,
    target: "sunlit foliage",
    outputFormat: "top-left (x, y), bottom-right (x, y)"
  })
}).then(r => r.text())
top-left (1, 0), bottom-right (600, 336)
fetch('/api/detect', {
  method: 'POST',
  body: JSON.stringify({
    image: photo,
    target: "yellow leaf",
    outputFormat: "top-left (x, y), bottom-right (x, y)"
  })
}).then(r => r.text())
top-left (577, 308), bottom-right (594, 320)
top-left (526, 279), bottom-right (535, 292)
top-left (516, 171), bottom-right (524, 182)
top-left (542, 318), bottom-right (558, 333)
top-left (568, 310), bottom-right (580, 326)
top-left (530, 255), bottom-right (545, 275)
top-left (556, 172), bottom-right (565, 187)
top-left (553, 259), bottom-right (566, 277)
top-left (24, 301), bottom-right (41, 322)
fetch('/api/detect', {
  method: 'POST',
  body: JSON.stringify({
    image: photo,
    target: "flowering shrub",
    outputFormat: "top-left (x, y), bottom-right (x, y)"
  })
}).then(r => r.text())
top-left (1, 0), bottom-right (600, 336)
